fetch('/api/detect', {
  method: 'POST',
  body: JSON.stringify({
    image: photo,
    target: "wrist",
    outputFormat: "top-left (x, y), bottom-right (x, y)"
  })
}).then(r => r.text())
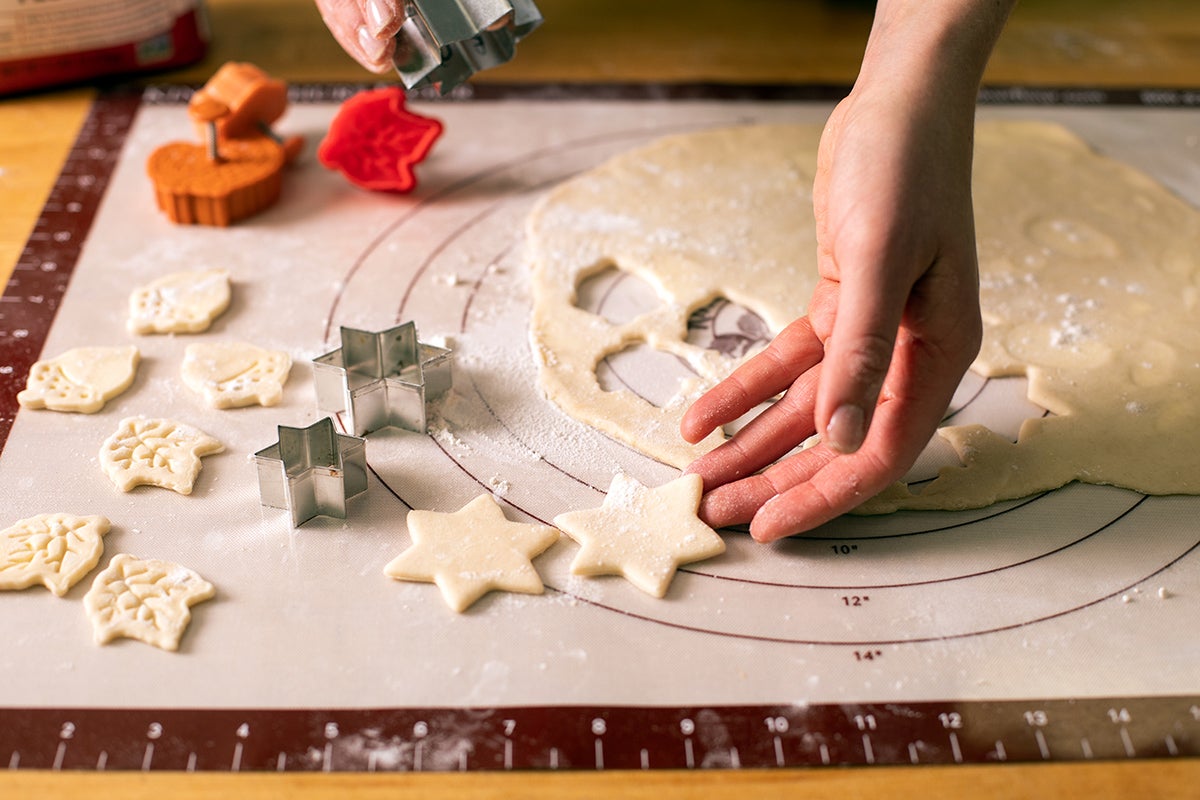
top-left (856, 0), bottom-right (1014, 106)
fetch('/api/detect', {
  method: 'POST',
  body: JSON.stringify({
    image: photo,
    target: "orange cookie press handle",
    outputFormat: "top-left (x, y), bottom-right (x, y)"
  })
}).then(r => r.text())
top-left (148, 62), bottom-right (303, 227)
top-left (190, 63), bottom-right (284, 140)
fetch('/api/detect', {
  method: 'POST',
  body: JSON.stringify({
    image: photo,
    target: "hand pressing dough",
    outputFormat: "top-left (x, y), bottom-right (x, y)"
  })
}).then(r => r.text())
top-left (527, 125), bottom-right (821, 468)
top-left (529, 122), bottom-right (1200, 511)
top-left (99, 416), bottom-right (224, 494)
top-left (0, 513), bottom-right (110, 596)
top-left (554, 473), bottom-right (725, 598)
top-left (127, 269), bottom-right (232, 334)
top-left (180, 341), bottom-right (292, 408)
top-left (16, 345), bottom-right (139, 414)
top-left (83, 553), bottom-right (215, 651)
top-left (859, 121), bottom-right (1200, 511)
top-left (384, 494), bottom-right (559, 612)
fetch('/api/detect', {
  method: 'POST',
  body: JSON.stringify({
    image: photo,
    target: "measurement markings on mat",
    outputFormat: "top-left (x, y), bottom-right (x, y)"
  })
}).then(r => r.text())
top-left (1, 698), bottom-right (1196, 772)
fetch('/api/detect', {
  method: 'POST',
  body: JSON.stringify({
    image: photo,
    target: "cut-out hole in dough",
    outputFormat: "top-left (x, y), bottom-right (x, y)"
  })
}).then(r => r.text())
top-left (597, 344), bottom-right (698, 409)
top-left (686, 297), bottom-right (771, 358)
top-left (942, 374), bottom-right (1046, 441)
top-left (721, 400), bottom-right (776, 439)
top-left (574, 264), bottom-right (663, 325)
top-left (904, 375), bottom-right (1048, 483)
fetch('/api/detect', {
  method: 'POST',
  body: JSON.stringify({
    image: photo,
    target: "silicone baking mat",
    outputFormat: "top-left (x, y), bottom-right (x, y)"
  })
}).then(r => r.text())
top-left (0, 86), bottom-right (1198, 772)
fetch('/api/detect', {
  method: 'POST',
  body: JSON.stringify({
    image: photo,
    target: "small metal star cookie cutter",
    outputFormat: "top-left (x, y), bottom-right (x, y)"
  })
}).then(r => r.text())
top-left (392, 0), bottom-right (543, 95)
top-left (313, 322), bottom-right (452, 437)
top-left (254, 417), bottom-right (368, 527)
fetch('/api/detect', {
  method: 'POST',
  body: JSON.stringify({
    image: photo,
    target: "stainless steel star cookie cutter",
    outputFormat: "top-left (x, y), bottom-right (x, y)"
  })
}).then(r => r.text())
top-left (254, 417), bottom-right (368, 527)
top-left (313, 322), bottom-right (452, 437)
top-left (392, 0), bottom-right (543, 95)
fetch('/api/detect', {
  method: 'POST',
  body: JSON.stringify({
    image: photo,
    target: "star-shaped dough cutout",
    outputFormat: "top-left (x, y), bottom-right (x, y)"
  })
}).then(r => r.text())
top-left (384, 494), bottom-right (559, 612)
top-left (554, 473), bottom-right (725, 598)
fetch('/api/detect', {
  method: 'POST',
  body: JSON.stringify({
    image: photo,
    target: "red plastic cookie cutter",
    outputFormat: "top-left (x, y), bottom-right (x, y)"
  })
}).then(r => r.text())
top-left (317, 87), bottom-right (443, 193)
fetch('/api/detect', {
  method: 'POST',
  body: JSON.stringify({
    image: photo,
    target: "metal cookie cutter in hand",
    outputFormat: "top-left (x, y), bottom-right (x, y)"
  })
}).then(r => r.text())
top-left (392, 0), bottom-right (543, 94)
top-left (313, 322), bottom-right (452, 437)
top-left (254, 417), bottom-right (368, 527)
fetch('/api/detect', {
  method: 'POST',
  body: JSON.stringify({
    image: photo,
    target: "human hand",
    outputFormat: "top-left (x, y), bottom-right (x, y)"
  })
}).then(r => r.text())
top-left (681, 20), bottom-right (994, 541)
top-left (314, 0), bottom-right (404, 73)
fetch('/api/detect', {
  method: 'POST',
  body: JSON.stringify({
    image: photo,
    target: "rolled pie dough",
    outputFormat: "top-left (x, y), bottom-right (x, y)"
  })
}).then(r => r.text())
top-left (528, 125), bottom-right (821, 468)
top-left (527, 122), bottom-right (1200, 511)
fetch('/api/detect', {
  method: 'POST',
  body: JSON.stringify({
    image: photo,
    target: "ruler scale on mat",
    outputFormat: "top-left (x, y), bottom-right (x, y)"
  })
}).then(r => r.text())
top-left (1, 698), bottom-right (1198, 771)
top-left (1, 88), bottom-right (1199, 773)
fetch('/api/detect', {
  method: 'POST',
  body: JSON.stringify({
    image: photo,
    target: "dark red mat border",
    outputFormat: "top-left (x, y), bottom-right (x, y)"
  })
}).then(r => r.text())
top-left (2, 697), bottom-right (1197, 772)
top-left (0, 91), bottom-right (141, 452)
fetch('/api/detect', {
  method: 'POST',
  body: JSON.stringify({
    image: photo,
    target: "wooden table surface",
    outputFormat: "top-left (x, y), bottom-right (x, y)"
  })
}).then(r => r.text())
top-left (2, 1), bottom-right (1199, 796)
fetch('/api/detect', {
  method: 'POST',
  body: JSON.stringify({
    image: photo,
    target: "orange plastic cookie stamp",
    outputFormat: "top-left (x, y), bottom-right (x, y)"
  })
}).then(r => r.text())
top-left (147, 62), bottom-right (303, 226)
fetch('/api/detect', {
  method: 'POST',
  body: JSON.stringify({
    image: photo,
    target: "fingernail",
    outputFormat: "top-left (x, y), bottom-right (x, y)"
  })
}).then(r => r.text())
top-left (826, 404), bottom-right (865, 453)
top-left (365, 0), bottom-right (396, 37)
top-left (750, 497), bottom-right (785, 543)
top-left (357, 24), bottom-right (387, 64)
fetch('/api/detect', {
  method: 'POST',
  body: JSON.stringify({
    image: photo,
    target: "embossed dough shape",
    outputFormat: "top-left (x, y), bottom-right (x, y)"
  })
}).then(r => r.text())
top-left (16, 345), bottom-right (140, 414)
top-left (0, 513), bottom-right (111, 596)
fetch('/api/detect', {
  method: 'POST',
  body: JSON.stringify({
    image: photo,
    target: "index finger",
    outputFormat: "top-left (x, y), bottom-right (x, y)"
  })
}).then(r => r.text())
top-left (681, 315), bottom-right (823, 444)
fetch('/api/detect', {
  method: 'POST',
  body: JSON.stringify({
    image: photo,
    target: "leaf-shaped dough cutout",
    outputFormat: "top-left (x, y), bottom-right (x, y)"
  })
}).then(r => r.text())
top-left (0, 513), bottom-right (111, 596)
top-left (83, 554), bottom-right (215, 651)
top-left (180, 341), bottom-right (292, 408)
top-left (99, 416), bottom-right (224, 494)
top-left (16, 346), bottom-right (140, 414)
top-left (128, 269), bottom-right (232, 334)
